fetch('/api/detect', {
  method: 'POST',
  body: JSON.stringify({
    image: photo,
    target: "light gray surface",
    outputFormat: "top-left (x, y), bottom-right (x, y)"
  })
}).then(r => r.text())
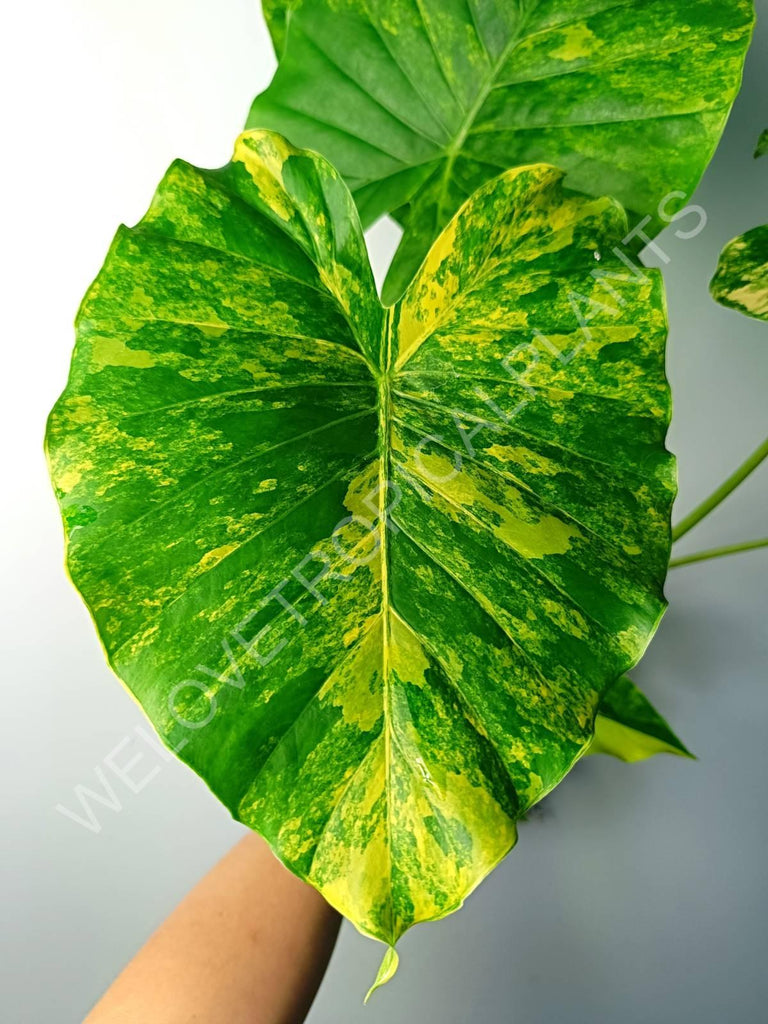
top-left (1, 3), bottom-right (766, 1021)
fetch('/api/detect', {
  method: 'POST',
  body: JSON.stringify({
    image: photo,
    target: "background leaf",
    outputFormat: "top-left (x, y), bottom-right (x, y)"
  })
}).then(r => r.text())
top-left (710, 224), bottom-right (768, 322)
top-left (589, 675), bottom-right (692, 762)
top-left (710, 130), bottom-right (767, 321)
top-left (47, 130), bottom-right (675, 982)
top-left (248, 0), bottom-right (754, 301)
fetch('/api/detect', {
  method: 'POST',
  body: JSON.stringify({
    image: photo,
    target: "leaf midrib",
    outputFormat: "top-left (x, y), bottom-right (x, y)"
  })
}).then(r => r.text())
top-left (377, 304), bottom-right (397, 937)
top-left (433, 4), bottom-right (537, 225)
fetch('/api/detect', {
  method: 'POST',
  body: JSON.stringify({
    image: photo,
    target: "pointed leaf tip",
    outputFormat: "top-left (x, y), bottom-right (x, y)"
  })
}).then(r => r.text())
top-left (365, 946), bottom-right (399, 1002)
top-left (589, 676), bottom-right (694, 763)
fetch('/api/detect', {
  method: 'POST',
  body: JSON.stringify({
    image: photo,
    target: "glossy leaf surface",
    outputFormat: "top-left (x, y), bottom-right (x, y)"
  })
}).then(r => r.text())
top-left (590, 676), bottom-right (692, 762)
top-left (711, 225), bottom-right (768, 322)
top-left (47, 130), bottom-right (675, 975)
top-left (249, 0), bottom-right (754, 301)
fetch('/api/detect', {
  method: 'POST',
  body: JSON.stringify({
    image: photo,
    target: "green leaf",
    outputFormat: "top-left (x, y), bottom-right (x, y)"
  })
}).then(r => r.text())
top-left (262, 0), bottom-right (302, 56)
top-left (710, 129), bottom-right (768, 321)
top-left (365, 945), bottom-right (399, 1002)
top-left (247, 0), bottom-right (754, 302)
top-left (710, 225), bottom-right (768, 322)
top-left (46, 129), bottom-right (675, 980)
top-left (589, 675), bottom-right (692, 762)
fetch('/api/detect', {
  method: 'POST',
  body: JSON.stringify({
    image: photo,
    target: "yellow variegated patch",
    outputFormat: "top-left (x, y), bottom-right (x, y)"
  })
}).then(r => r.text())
top-left (46, 130), bottom-right (675, 990)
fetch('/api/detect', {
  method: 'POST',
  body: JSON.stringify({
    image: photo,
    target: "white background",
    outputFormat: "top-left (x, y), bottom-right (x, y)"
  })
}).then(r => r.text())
top-left (1, 2), bottom-right (767, 1021)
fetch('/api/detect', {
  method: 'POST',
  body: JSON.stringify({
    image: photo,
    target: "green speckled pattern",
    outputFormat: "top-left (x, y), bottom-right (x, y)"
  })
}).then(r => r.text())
top-left (46, 130), bottom-right (675, 987)
top-left (711, 225), bottom-right (768, 322)
top-left (250, 0), bottom-right (754, 302)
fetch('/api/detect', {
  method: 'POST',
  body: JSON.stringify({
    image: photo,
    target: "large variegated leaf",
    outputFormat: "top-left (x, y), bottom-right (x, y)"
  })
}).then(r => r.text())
top-left (589, 676), bottom-right (692, 762)
top-left (710, 225), bottom-right (768, 322)
top-left (46, 129), bottom-right (675, 986)
top-left (248, 0), bottom-right (754, 302)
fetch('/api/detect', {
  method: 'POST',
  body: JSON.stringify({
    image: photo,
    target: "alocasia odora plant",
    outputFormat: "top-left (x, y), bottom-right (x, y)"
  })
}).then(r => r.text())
top-left (250, 0), bottom-right (755, 301)
top-left (45, 0), bottom-right (764, 998)
top-left (47, 129), bottom-right (678, 990)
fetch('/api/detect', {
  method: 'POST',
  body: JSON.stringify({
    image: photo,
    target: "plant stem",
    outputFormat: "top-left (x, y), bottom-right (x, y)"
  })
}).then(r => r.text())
top-left (669, 537), bottom-right (768, 568)
top-left (671, 435), bottom-right (768, 542)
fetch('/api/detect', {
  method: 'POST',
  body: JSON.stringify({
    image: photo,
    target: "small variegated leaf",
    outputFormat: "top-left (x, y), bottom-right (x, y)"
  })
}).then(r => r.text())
top-left (754, 129), bottom-right (768, 159)
top-left (46, 129), bottom-right (675, 986)
top-left (248, 0), bottom-right (754, 302)
top-left (589, 676), bottom-right (692, 762)
top-left (710, 225), bottom-right (768, 322)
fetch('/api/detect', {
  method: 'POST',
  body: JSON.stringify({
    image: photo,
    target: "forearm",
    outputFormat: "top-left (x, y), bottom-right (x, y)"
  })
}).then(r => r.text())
top-left (84, 833), bottom-right (340, 1024)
